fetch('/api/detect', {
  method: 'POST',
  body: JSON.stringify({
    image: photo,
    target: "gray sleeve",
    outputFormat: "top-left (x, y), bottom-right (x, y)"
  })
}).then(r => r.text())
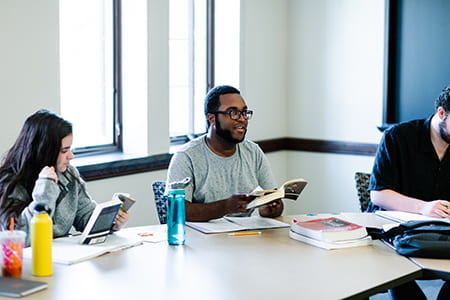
top-left (254, 145), bottom-right (277, 190)
top-left (22, 177), bottom-right (59, 225)
top-left (15, 178), bottom-right (60, 246)
top-left (71, 178), bottom-right (96, 232)
top-left (64, 166), bottom-right (96, 232)
top-left (166, 152), bottom-right (195, 202)
top-left (30, 178), bottom-right (60, 217)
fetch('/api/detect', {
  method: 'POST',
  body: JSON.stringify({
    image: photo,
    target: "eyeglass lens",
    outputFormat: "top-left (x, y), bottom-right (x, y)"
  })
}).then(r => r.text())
top-left (230, 110), bottom-right (252, 120)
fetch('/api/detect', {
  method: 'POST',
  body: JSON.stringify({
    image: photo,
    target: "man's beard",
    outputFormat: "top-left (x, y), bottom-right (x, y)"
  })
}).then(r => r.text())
top-left (215, 118), bottom-right (246, 144)
top-left (439, 118), bottom-right (450, 144)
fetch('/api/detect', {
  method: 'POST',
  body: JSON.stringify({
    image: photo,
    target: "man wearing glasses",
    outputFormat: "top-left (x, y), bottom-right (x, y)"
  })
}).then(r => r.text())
top-left (166, 85), bottom-right (283, 221)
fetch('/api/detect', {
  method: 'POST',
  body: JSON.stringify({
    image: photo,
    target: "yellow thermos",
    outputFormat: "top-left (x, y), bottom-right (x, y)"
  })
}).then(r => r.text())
top-left (30, 203), bottom-right (53, 276)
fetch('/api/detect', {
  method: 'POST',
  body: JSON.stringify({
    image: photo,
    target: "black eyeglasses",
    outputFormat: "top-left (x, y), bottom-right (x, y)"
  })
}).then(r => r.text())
top-left (213, 110), bottom-right (253, 120)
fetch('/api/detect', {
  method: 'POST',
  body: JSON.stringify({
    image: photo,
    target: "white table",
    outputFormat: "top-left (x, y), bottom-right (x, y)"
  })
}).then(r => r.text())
top-left (3, 214), bottom-right (424, 300)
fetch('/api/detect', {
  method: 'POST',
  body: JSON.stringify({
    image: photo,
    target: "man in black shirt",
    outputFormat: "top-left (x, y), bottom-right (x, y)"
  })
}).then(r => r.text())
top-left (369, 85), bottom-right (450, 217)
top-left (368, 85), bottom-right (450, 299)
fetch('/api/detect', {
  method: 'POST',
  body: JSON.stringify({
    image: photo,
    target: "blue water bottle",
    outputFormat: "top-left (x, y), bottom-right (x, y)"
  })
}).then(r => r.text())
top-left (167, 177), bottom-right (191, 245)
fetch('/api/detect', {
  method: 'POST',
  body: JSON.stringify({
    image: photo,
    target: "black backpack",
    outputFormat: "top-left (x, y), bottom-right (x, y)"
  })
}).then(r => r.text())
top-left (367, 220), bottom-right (450, 258)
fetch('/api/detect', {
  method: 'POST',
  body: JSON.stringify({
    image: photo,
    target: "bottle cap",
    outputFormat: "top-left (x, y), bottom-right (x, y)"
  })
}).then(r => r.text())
top-left (168, 177), bottom-right (191, 190)
top-left (33, 203), bottom-right (52, 215)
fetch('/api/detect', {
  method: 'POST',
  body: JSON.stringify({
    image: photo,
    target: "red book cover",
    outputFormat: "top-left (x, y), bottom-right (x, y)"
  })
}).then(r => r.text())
top-left (293, 217), bottom-right (362, 232)
top-left (291, 217), bottom-right (367, 242)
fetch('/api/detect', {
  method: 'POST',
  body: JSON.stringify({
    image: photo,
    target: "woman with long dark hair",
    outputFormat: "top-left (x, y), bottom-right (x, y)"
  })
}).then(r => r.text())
top-left (0, 110), bottom-right (129, 245)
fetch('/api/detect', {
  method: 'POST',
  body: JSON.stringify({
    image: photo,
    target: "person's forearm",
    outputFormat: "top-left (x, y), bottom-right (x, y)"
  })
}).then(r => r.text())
top-left (370, 189), bottom-right (425, 213)
top-left (185, 200), bottom-right (230, 222)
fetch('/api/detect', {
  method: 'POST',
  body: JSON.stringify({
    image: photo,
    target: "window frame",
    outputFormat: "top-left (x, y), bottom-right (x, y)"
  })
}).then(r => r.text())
top-left (169, 0), bottom-right (216, 146)
top-left (206, 0), bottom-right (215, 92)
top-left (71, 0), bottom-right (218, 154)
top-left (70, 0), bottom-right (123, 157)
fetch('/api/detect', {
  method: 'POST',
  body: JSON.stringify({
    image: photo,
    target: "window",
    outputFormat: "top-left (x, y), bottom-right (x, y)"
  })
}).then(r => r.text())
top-left (59, 0), bottom-right (120, 154)
top-left (60, 0), bottom-right (240, 157)
top-left (169, 0), bottom-right (240, 140)
top-left (213, 0), bottom-right (240, 87)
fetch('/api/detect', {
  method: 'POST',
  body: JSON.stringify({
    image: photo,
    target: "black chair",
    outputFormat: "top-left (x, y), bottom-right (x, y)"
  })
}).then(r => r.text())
top-left (151, 180), bottom-right (168, 224)
top-left (354, 172), bottom-right (371, 212)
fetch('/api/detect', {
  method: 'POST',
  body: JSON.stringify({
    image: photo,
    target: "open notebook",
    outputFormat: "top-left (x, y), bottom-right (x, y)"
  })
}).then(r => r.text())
top-left (375, 210), bottom-right (443, 223)
top-left (375, 210), bottom-right (448, 231)
top-left (186, 216), bottom-right (289, 234)
top-left (23, 230), bottom-right (142, 265)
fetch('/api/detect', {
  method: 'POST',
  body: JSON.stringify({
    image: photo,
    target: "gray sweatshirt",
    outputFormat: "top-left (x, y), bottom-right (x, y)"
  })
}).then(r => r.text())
top-left (13, 165), bottom-right (96, 246)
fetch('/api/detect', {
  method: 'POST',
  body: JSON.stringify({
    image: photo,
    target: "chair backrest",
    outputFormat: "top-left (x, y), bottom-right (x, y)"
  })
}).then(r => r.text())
top-left (152, 180), bottom-right (168, 224)
top-left (354, 172), bottom-right (371, 212)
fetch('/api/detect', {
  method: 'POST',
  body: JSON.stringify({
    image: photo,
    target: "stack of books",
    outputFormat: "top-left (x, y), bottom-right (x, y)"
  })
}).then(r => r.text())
top-left (289, 217), bottom-right (372, 250)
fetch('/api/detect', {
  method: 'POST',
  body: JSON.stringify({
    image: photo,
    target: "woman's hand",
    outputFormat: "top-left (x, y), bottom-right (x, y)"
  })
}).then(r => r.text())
top-left (112, 209), bottom-right (130, 230)
top-left (39, 166), bottom-right (58, 183)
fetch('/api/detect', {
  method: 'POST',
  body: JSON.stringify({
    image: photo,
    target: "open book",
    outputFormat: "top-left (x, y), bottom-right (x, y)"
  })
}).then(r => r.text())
top-left (375, 210), bottom-right (447, 231)
top-left (23, 230), bottom-right (143, 265)
top-left (246, 178), bottom-right (307, 209)
top-left (79, 193), bottom-right (137, 245)
top-left (113, 192), bottom-right (137, 212)
top-left (78, 198), bottom-right (122, 245)
top-left (375, 210), bottom-right (443, 223)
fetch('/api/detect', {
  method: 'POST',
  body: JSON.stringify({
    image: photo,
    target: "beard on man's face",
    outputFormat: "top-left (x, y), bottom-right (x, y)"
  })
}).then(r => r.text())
top-left (215, 118), bottom-right (246, 144)
top-left (439, 117), bottom-right (450, 144)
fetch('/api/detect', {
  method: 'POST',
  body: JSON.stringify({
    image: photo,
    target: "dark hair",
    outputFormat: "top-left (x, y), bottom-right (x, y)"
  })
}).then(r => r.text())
top-left (0, 110), bottom-right (72, 227)
top-left (204, 85), bottom-right (241, 129)
top-left (434, 85), bottom-right (450, 112)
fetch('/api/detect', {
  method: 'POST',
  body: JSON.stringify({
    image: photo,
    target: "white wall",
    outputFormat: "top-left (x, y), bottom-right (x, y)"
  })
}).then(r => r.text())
top-left (0, 0), bottom-right (385, 227)
top-left (284, 152), bottom-right (375, 214)
top-left (281, 0), bottom-right (384, 215)
top-left (287, 0), bottom-right (384, 143)
top-left (0, 0), bottom-right (60, 152)
top-left (240, 0), bottom-right (288, 141)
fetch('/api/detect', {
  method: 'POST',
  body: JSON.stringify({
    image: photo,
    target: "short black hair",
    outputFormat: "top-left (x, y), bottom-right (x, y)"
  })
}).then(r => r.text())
top-left (434, 85), bottom-right (450, 112)
top-left (204, 85), bottom-right (241, 129)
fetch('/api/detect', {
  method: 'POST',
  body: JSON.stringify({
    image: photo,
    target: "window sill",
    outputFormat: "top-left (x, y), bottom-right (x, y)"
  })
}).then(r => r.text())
top-left (73, 152), bottom-right (172, 181)
top-left (73, 134), bottom-right (200, 181)
top-left (73, 137), bottom-right (377, 182)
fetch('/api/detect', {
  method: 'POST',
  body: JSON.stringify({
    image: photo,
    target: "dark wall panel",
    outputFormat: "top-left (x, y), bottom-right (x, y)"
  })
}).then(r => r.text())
top-left (385, 0), bottom-right (450, 125)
